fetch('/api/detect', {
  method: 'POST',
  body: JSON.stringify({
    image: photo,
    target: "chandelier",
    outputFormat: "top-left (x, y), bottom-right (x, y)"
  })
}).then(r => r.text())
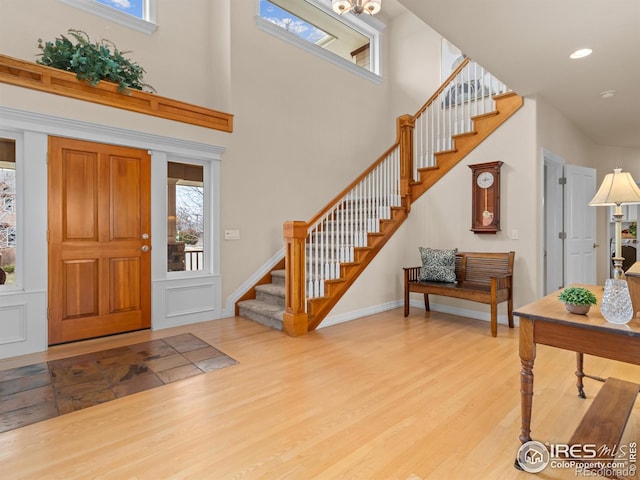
top-left (332, 0), bottom-right (382, 15)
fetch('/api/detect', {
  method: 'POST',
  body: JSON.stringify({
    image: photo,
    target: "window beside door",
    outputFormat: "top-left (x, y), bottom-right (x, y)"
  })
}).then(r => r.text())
top-left (0, 139), bottom-right (16, 286)
top-left (167, 162), bottom-right (205, 272)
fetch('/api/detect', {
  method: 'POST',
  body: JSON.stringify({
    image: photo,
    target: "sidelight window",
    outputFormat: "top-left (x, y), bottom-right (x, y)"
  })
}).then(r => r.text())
top-left (0, 138), bottom-right (16, 286)
top-left (167, 161), bottom-right (205, 272)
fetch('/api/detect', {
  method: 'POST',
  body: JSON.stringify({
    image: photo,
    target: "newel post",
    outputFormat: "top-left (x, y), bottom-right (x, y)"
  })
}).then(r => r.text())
top-left (398, 114), bottom-right (415, 212)
top-left (283, 221), bottom-right (308, 337)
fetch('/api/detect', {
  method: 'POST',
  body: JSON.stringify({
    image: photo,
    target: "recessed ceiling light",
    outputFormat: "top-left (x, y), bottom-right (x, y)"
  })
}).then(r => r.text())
top-left (570, 48), bottom-right (592, 59)
top-left (600, 90), bottom-right (616, 99)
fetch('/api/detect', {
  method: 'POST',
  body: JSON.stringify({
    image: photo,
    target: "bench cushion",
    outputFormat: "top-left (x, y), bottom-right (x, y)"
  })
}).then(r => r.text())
top-left (418, 247), bottom-right (458, 283)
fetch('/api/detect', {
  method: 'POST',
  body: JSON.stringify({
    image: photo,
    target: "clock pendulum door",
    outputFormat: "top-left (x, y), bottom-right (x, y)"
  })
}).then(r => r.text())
top-left (482, 187), bottom-right (493, 226)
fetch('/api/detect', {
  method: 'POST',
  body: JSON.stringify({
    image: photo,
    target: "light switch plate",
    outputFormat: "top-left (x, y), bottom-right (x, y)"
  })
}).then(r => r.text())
top-left (224, 229), bottom-right (240, 240)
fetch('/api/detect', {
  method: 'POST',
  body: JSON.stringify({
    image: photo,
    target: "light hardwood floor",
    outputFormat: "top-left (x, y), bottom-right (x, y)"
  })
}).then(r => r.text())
top-left (1, 308), bottom-right (639, 479)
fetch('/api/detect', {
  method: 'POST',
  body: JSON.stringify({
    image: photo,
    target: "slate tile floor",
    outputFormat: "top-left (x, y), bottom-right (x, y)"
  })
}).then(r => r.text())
top-left (0, 333), bottom-right (238, 433)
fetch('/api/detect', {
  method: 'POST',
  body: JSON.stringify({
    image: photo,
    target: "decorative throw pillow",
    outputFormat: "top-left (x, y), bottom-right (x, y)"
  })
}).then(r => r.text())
top-left (418, 247), bottom-right (458, 283)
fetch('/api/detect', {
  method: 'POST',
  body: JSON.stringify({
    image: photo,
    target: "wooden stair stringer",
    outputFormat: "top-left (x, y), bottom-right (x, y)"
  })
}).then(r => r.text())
top-left (306, 206), bottom-right (408, 331)
top-left (409, 92), bottom-right (524, 202)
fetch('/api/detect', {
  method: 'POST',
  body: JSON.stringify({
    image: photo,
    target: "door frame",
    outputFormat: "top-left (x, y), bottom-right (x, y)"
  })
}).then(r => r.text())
top-left (0, 106), bottom-right (224, 360)
top-left (542, 148), bottom-right (597, 294)
top-left (543, 149), bottom-right (564, 295)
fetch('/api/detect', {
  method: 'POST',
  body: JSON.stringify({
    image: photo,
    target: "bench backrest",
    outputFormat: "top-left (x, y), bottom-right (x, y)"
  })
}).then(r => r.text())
top-left (455, 251), bottom-right (514, 285)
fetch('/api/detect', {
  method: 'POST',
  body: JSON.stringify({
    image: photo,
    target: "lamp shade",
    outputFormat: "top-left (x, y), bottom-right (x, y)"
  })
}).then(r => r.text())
top-left (589, 168), bottom-right (640, 206)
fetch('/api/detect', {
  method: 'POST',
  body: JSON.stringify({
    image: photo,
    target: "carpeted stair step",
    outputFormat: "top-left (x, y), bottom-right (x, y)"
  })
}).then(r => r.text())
top-left (255, 282), bottom-right (285, 307)
top-left (237, 299), bottom-right (284, 331)
top-left (271, 269), bottom-right (285, 287)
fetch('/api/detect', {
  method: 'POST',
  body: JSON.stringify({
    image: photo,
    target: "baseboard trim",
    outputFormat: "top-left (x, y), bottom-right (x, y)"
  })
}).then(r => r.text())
top-left (319, 298), bottom-right (518, 330)
top-left (319, 300), bottom-right (404, 329)
top-left (408, 299), bottom-right (517, 326)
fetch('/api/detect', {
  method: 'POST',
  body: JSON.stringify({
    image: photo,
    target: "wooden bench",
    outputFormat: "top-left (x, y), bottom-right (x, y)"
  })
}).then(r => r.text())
top-left (403, 251), bottom-right (515, 337)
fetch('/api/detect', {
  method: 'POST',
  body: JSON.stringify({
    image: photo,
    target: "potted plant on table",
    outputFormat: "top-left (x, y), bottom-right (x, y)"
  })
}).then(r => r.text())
top-left (558, 287), bottom-right (597, 315)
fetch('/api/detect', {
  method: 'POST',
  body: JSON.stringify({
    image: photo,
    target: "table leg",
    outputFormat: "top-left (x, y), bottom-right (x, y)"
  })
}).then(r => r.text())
top-left (519, 317), bottom-right (536, 444)
top-left (575, 352), bottom-right (586, 399)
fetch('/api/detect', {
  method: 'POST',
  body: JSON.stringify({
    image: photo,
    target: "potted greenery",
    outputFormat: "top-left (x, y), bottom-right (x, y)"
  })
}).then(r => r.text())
top-left (558, 286), bottom-right (597, 314)
top-left (36, 29), bottom-right (155, 94)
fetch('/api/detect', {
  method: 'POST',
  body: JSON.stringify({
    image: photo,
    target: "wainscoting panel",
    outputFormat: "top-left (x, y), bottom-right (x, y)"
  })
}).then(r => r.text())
top-left (0, 292), bottom-right (47, 360)
top-left (0, 304), bottom-right (26, 345)
top-left (152, 276), bottom-right (222, 330)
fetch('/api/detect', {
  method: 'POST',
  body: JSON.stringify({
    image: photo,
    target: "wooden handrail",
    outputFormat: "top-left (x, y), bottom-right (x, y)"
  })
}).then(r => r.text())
top-left (0, 53), bottom-right (233, 133)
top-left (306, 140), bottom-right (402, 228)
top-left (413, 56), bottom-right (471, 119)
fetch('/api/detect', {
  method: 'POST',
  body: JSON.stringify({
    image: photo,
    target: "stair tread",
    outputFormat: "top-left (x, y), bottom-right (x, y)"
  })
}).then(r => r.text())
top-left (238, 298), bottom-right (284, 310)
top-left (238, 299), bottom-right (284, 317)
top-left (255, 283), bottom-right (285, 296)
top-left (237, 299), bottom-right (284, 331)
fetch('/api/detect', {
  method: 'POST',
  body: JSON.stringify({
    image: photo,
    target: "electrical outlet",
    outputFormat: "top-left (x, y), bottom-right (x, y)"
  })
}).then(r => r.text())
top-left (224, 229), bottom-right (240, 240)
top-left (511, 229), bottom-right (519, 240)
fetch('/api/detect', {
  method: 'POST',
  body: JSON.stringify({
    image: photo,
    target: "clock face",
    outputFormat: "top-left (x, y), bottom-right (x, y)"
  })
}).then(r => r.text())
top-left (476, 172), bottom-right (495, 189)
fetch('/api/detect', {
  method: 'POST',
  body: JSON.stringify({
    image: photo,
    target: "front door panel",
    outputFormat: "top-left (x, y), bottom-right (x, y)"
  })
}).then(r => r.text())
top-left (48, 137), bottom-right (151, 345)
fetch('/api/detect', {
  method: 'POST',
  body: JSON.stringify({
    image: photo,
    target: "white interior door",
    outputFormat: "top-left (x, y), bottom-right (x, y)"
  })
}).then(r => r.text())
top-left (544, 156), bottom-right (564, 294)
top-left (564, 164), bottom-right (597, 285)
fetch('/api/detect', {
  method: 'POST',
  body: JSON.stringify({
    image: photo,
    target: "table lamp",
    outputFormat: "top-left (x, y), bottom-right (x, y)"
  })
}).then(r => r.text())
top-left (589, 168), bottom-right (640, 323)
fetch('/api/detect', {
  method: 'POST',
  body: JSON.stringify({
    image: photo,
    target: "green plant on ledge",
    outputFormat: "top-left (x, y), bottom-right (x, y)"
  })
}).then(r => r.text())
top-left (36, 29), bottom-right (155, 94)
top-left (558, 287), bottom-right (597, 306)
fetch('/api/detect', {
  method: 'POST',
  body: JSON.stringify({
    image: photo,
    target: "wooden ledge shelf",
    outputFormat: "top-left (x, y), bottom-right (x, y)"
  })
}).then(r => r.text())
top-left (0, 53), bottom-right (233, 133)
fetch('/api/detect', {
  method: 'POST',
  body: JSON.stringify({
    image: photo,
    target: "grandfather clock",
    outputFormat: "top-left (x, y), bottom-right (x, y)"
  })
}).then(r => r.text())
top-left (469, 161), bottom-right (503, 234)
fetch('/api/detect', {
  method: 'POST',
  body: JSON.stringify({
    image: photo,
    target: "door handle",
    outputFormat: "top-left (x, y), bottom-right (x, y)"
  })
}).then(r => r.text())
top-left (142, 233), bottom-right (150, 240)
top-left (141, 245), bottom-right (150, 252)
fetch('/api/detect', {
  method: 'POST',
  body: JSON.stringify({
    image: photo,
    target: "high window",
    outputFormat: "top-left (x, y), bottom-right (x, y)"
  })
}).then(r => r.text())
top-left (0, 139), bottom-right (16, 286)
top-left (95, 0), bottom-right (145, 19)
top-left (56, 0), bottom-right (157, 34)
top-left (257, 0), bottom-right (383, 82)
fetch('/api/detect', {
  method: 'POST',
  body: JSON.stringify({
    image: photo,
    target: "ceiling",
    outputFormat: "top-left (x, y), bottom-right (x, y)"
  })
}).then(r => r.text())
top-left (392, 0), bottom-right (640, 149)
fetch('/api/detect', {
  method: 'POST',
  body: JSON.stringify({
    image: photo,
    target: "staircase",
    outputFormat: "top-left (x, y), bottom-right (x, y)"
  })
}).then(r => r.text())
top-left (237, 269), bottom-right (286, 330)
top-left (237, 57), bottom-right (524, 335)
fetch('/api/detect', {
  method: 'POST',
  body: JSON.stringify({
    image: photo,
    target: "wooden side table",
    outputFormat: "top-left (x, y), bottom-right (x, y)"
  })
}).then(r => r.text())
top-left (514, 285), bottom-right (640, 473)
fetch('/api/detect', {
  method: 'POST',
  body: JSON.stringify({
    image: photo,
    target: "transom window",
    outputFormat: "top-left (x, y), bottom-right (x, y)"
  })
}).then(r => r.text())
top-left (257, 0), bottom-right (383, 82)
top-left (96, 0), bottom-right (145, 19)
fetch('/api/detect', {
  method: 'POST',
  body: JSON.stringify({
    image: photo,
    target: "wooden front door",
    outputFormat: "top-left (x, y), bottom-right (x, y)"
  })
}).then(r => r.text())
top-left (48, 137), bottom-right (151, 345)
